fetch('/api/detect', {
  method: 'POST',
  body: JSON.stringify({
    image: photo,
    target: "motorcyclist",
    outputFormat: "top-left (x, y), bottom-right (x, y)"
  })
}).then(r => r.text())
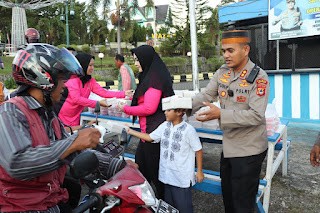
top-left (8, 28), bottom-right (41, 100)
top-left (0, 44), bottom-right (127, 213)
top-left (25, 28), bottom-right (40, 43)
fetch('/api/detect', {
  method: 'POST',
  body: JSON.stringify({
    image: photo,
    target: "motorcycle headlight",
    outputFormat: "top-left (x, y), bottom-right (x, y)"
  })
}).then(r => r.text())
top-left (128, 181), bottom-right (157, 206)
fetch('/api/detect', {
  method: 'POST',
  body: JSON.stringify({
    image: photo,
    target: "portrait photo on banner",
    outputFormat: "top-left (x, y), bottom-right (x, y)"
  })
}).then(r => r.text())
top-left (268, 0), bottom-right (320, 40)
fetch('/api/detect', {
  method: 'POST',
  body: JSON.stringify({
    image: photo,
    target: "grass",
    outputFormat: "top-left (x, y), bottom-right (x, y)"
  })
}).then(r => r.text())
top-left (0, 55), bottom-right (15, 75)
top-left (162, 57), bottom-right (187, 66)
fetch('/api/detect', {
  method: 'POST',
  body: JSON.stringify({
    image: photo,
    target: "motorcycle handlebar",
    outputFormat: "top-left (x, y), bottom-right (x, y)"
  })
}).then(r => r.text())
top-left (73, 194), bottom-right (101, 213)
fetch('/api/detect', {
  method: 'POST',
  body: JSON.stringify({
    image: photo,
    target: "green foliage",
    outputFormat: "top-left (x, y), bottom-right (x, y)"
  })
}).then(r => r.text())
top-left (160, 28), bottom-right (190, 56)
top-left (207, 56), bottom-right (225, 70)
top-left (70, 45), bottom-right (80, 52)
top-left (57, 44), bottom-right (68, 49)
top-left (92, 74), bottom-right (113, 81)
top-left (154, 46), bottom-right (160, 53)
top-left (130, 23), bottom-right (147, 46)
top-left (4, 78), bottom-right (17, 89)
top-left (162, 57), bottom-right (187, 66)
top-left (82, 44), bottom-right (91, 53)
top-left (25, 2), bottom-right (88, 46)
top-left (98, 46), bottom-right (108, 54)
top-left (108, 29), bottom-right (116, 42)
top-left (130, 64), bottom-right (139, 76)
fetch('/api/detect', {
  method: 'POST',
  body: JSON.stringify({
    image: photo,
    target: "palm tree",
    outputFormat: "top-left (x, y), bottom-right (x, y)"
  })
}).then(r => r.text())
top-left (90, 0), bottom-right (154, 54)
top-left (205, 7), bottom-right (220, 56)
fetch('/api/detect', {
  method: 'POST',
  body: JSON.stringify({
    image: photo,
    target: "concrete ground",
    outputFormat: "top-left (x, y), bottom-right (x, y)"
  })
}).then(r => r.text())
top-left (82, 81), bottom-right (320, 212)
top-left (124, 122), bottom-right (320, 213)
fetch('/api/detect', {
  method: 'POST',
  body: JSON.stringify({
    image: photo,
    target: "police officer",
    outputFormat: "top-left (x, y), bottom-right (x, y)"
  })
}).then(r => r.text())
top-left (189, 30), bottom-right (270, 213)
top-left (272, 0), bottom-right (302, 32)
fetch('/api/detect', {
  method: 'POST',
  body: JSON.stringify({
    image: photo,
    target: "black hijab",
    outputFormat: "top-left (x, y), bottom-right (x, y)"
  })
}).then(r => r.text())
top-left (131, 45), bottom-right (174, 131)
top-left (75, 53), bottom-right (95, 87)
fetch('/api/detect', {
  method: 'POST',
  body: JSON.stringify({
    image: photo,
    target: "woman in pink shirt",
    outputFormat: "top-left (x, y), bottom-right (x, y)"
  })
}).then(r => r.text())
top-left (119, 45), bottom-right (174, 199)
top-left (59, 53), bottom-right (133, 126)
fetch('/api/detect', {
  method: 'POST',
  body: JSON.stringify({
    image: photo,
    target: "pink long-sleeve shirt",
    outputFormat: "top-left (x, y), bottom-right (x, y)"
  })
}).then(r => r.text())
top-left (59, 77), bottom-right (125, 126)
top-left (123, 87), bottom-right (162, 134)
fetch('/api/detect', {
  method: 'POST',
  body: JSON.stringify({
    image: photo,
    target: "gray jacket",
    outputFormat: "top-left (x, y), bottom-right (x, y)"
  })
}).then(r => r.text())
top-left (190, 59), bottom-right (270, 158)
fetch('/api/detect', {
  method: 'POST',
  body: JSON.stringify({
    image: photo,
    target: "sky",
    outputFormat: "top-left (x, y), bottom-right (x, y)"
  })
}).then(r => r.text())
top-left (78, 0), bottom-right (221, 12)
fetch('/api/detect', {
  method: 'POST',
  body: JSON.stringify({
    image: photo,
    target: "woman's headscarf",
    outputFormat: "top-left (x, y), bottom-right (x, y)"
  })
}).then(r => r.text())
top-left (75, 53), bottom-right (95, 87)
top-left (131, 45), bottom-right (174, 102)
top-left (131, 45), bottom-right (174, 129)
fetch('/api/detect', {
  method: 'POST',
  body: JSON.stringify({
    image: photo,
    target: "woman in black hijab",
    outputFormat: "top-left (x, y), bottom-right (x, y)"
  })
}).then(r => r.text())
top-left (58, 53), bottom-right (133, 126)
top-left (119, 45), bottom-right (174, 199)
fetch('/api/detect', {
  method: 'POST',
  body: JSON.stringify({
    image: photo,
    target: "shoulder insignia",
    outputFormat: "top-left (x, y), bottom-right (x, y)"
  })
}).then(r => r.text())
top-left (256, 85), bottom-right (266, 97)
top-left (219, 78), bottom-right (229, 83)
top-left (239, 83), bottom-right (249, 87)
top-left (240, 69), bottom-right (247, 78)
top-left (256, 79), bottom-right (268, 85)
top-left (223, 74), bottom-right (230, 78)
top-left (257, 84), bottom-right (267, 89)
top-left (220, 91), bottom-right (226, 97)
top-left (237, 96), bottom-right (246, 102)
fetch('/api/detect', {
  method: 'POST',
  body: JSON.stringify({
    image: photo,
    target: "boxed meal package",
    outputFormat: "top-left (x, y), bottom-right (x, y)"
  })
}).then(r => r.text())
top-left (162, 95), bottom-right (192, 111)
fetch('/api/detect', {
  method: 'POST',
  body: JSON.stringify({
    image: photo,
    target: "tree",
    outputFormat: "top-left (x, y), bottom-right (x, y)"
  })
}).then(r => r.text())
top-left (0, 6), bottom-right (12, 43)
top-left (219, 0), bottom-right (236, 6)
top-left (199, 7), bottom-right (220, 57)
top-left (165, 0), bottom-right (210, 56)
top-left (130, 22), bottom-right (147, 46)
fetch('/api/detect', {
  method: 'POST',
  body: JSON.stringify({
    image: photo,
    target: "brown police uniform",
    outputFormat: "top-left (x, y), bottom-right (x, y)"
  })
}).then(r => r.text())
top-left (191, 58), bottom-right (270, 213)
top-left (191, 59), bottom-right (270, 158)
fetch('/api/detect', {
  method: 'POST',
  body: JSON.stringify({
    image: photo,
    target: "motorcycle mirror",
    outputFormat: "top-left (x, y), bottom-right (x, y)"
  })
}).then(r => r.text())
top-left (120, 128), bottom-right (128, 145)
top-left (94, 103), bottom-right (100, 125)
top-left (70, 151), bottom-right (99, 179)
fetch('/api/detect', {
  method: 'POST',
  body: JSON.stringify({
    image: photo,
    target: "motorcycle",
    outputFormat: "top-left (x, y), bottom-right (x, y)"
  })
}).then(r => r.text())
top-left (71, 126), bottom-right (179, 213)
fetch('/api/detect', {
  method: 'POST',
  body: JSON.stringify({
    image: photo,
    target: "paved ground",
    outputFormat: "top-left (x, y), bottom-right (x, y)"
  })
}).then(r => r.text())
top-left (82, 81), bottom-right (320, 212)
top-left (123, 122), bottom-right (320, 213)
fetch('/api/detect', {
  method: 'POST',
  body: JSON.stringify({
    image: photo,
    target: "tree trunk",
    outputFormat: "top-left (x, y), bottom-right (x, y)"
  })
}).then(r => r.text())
top-left (153, 6), bottom-right (157, 47)
top-left (117, 22), bottom-right (121, 54)
top-left (216, 32), bottom-right (220, 57)
top-left (117, 1), bottom-right (121, 54)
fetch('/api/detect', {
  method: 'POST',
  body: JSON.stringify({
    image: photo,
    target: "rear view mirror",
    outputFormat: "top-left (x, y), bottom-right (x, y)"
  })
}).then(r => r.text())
top-left (70, 151), bottom-right (99, 179)
top-left (120, 128), bottom-right (128, 145)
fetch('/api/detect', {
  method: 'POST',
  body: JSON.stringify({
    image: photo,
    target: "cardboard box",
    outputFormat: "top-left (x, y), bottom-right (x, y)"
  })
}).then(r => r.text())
top-left (162, 95), bottom-right (192, 110)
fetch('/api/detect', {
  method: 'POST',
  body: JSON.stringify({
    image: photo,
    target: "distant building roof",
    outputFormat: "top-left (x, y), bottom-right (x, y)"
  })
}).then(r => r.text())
top-left (136, 5), bottom-right (169, 23)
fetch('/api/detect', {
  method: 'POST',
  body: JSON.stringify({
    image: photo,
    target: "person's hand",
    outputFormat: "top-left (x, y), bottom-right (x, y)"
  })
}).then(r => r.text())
top-left (99, 99), bottom-right (111, 107)
top-left (73, 128), bottom-right (101, 151)
top-left (126, 160), bottom-right (139, 168)
top-left (87, 120), bottom-right (98, 126)
top-left (196, 102), bottom-right (220, 121)
top-left (118, 102), bottom-right (126, 112)
top-left (127, 127), bottom-right (133, 135)
top-left (310, 144), bottom-right (320, 167)
top-left (196, 170), bottom-right (204, 183)
top-left (125, 90), bottom-right (134, 97)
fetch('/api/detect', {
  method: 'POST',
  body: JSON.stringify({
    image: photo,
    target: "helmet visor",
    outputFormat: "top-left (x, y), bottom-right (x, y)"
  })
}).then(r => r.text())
top-left (54, 47), bottom-right (84, 79)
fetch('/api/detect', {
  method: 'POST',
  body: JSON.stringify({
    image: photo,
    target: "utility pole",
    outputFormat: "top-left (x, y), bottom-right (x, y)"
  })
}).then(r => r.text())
top-left (188, 0), bottom-right (199, 91)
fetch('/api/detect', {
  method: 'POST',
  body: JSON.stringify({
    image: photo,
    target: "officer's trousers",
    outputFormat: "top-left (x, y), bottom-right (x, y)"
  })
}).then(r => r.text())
top-left (220, 149), bottom-right (267, 213)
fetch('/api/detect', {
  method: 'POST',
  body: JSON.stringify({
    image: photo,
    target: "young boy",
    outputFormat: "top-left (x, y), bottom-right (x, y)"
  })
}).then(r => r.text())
top-left (128, 106), bottom-right (204, 213)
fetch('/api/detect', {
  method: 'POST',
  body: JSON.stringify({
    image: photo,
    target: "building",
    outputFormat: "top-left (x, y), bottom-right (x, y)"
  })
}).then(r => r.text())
top-left (131, 4), bottom-right (172, 37)
top-left (219, 0), bottom-right (320, 123)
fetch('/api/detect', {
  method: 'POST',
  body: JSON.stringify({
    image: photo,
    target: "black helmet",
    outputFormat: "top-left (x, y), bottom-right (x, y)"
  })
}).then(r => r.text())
top-left (13, 43), bottom-right (84, 94)
top-left (25, 28), bottom-right (40, 43)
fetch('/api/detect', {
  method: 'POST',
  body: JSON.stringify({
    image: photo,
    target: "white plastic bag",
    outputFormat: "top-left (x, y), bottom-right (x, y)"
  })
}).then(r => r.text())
top-left (265, 99), bottom-right (280, 136)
